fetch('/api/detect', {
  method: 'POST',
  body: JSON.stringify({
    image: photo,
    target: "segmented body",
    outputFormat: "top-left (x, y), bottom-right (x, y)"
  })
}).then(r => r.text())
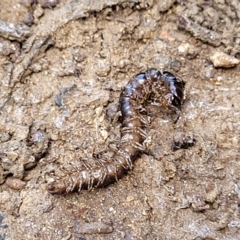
top-left (48, 68), bottom-right (185, 194)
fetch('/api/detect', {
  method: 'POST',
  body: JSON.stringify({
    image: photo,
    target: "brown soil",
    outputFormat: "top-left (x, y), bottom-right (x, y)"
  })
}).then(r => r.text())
top-left (0, 0), bottom-right (240, 239)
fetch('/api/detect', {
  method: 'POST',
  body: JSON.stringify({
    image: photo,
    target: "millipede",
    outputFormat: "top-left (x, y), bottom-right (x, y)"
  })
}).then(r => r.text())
top-left (47, 68), bottom-right (185, 194)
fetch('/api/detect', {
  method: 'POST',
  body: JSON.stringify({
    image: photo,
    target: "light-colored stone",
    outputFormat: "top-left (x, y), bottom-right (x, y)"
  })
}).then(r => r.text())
top-left (210, 52), bottom-right (240, 68)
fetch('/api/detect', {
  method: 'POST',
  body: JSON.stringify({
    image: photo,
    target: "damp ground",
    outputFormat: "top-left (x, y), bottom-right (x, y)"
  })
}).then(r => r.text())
top-left (0, 0), bottom-right (240, 239)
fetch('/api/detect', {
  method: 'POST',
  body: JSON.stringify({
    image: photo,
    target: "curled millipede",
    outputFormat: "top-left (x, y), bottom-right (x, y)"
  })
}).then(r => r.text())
top-left (48, 68), bottom-right (185, 194)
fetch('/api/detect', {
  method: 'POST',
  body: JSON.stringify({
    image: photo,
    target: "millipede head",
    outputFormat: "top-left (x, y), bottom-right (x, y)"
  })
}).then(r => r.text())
top-left (145, 68), bottom-right (162, 81)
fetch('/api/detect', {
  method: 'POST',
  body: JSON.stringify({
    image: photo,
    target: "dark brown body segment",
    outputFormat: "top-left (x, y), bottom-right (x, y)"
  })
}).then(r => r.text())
top-left (47, 68), bottom-right (185, 194)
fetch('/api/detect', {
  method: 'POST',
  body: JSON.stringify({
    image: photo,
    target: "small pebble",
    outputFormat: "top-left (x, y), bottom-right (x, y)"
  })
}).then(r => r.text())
top-left (23, 13), bottom-right (34, 26)
top-left (210, 52), bottom-right (240, 68)
top-left (74, 221), bottom-right (113, 234)
top-left (205, 65), bottom-right (215, 78)
top-left (95, 59), bottom-right (111, 77)
top-left (178, 43), bottom-right (190, 54)
top-left (38, 0), bottom-right (59, 8)
top-left (106, 103), bottom-right (119, 121)
top-left (157, 0), bottom-right (175, 12)
top-left (33, 5), bottom-right (44, 19)
top-left (6, 177), bottom-right (26, 190)
top-left (205, 182), bottom-right (218, 203)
